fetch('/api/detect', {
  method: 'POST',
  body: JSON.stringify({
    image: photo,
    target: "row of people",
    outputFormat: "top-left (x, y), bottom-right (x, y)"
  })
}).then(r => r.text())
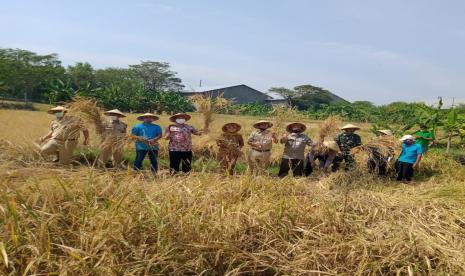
top-left (39, 106), bottom-right (424, 182)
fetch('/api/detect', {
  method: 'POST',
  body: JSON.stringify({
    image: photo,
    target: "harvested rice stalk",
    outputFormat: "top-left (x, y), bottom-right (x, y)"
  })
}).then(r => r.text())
top-left (189, 93), bottom-right (232, 133)
top-left (271, 105), bottom-right (301, 136)
top-left (313, 116), bottom-right (342, 155)
top-left (66, 97), bottom-right (105, 135)
top-left (352, 135), bottom-right (399, 158)
top-left (318, 116), bottom-right (342, 139)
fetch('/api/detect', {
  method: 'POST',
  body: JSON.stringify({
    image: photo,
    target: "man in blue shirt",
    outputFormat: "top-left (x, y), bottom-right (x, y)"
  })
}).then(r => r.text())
top-left (396, 134), bottom-right (423, 183)
top-left (131, 113), bottom-right (163, 172)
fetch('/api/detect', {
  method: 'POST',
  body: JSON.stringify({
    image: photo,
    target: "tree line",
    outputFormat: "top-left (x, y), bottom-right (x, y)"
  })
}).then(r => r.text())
top-left (0, 48), bottom-right (192, 113)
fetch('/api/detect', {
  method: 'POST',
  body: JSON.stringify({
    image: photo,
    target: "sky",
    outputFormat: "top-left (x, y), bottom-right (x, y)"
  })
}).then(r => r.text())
top-left (1, 0), bottom-right (464, 104)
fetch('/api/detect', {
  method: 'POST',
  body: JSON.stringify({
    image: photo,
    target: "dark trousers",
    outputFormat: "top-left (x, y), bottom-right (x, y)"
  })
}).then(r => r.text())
top-left (396, 161), bottom-right (414, 182)
top-left (367, 158), bottom-right (388, 175)
top-left (133, 150), bottom-right (158, 172)
top-left (332, 154), bottom-right (355, 171)
top-left (169, 151), bottom-right (193, 173)
top-left (278, 158), bottom-right (304, 177)
top-left (305, 154), bottom-right (335, 176)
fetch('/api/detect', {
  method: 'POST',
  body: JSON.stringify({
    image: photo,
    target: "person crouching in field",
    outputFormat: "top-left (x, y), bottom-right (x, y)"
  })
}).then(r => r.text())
top-left (333, 124), bottom-right (362, 171)
top-left (99, 109), bottom-right (127, 168)
top-left (131, 113), bottom-right (162, 172)
top-left (278, 122), bottom-right (312, 177)
top-left (247, 120), bottom-right (277, 175)
top-left (165, 113), bottom-right (202, 174)
top-left (305, 139), bottom-right (341, 175)
top-left (396, 134), bottom-right (423, 183)
top-left (39, 106), bottom-right (90, 165)
top-left (216, 123), bottom-right (244, 175)
top-left (367, 129), bottom-right (395, 176)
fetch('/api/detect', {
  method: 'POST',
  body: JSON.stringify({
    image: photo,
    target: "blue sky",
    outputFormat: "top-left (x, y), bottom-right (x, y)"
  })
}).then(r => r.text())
top-left (1, 0), bottom-right (464, 104)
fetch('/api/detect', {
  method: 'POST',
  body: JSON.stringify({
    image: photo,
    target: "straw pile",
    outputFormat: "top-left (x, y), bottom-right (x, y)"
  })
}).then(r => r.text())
top-left (189, 93), bottom-right (232, 133)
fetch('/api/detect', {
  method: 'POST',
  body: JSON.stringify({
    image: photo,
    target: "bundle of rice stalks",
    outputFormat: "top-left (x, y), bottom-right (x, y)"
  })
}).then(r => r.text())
top-left (353, 135), bottom-right (398, 157)
top-left (312, 116), bottom-right (342, 155)
top-left (271, 105), bottom-right (302, 136)
top-left (318, 116), bottom-right (342, 138)
top-left (66, 97), bottom-right (105, 135)
top-left (189, 93), bottom-right (232, 133)
top-left (216, 134), bottom-right (243, 157)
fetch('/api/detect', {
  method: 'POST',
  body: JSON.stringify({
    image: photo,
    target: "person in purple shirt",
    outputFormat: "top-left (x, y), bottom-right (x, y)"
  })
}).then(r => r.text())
top-left (131, 113), bottom-right (163, 172)
top-left (396, 134), bottom-right (423, 183)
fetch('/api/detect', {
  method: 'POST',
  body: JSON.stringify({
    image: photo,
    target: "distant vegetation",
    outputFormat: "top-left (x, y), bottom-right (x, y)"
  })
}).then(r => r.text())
top-left (1, 47), bottom-right (465, 143)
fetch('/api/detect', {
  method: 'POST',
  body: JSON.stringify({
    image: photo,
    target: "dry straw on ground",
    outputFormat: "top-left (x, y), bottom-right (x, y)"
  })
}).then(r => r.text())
top-left (1, 151), bottom-right (465, 275)
top-left (1, 108), bottom-right (465, 275)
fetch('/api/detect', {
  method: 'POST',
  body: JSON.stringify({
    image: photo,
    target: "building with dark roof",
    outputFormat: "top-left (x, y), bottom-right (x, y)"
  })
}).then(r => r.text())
top-left (182, 84), bottom-right (288, 106)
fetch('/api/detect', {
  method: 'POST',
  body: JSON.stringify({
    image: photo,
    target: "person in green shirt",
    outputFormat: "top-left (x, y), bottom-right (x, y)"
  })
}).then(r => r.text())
top-left (414, 124), bottom-right (434, 152)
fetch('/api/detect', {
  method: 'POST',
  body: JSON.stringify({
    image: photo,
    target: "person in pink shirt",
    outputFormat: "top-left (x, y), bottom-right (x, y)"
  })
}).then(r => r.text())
top-left (165, 113), bottom-right (202, 174)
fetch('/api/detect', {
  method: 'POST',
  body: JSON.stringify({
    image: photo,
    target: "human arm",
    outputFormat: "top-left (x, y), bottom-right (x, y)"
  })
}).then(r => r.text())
top-left (82, 128), bottom-right (90, 145)
top-left (413, 154), bottom-right (422, 169)
top-left (40, 130), bottom-right (53, 142)
top-left (271, 132), bottom-right (278, 144)
top-left (280, 133), bottom-right (289, 144)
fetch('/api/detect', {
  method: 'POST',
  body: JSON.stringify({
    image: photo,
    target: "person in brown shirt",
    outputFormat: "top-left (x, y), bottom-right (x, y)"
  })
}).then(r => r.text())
top-left (99, 109), bottom-right (127, 168)
top-left (247, 120), bottom-right (278, 175)
top-left (40, 106), bottom-right (89, 165)
top-left (216, 123), bottom-right (244, 175)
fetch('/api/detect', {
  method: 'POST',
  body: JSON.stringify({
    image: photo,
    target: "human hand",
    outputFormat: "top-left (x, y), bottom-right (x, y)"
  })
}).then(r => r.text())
top-left (413, 162), bottom-right (419, 169)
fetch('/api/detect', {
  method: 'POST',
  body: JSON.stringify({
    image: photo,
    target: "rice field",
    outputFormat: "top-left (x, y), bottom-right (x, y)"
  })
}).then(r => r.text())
top-left (1, 107), bottom-right (465, 275)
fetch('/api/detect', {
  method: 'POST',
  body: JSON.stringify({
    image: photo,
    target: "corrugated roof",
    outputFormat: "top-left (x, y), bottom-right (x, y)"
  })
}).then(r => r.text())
top-left (182, 84), bottom-right (287, 100)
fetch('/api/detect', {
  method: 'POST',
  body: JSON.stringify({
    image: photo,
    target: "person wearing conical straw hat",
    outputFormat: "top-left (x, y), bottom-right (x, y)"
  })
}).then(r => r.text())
top-left (333, 124), bottom-right (362, 171)
top-left (367, 129), bottom-right (395, 175)
top-left (131, 113), bottom-right (162, 172)
top-left (165, 113), bottom-right (202, 174)
top-left (396, 134), bottom-right (423, 183)
top-left (278, 122), bottom-right (312, 177)
top-left (99, 109), bottom-right (127, 168)
top-left (39, 106), bottom-right (90, 165)
top-left (216, 122), bottom-right (244, 175)
top-left (305, 140), bottom-right (341, 175)
top-left (247, 120), bottom-right (278, 175)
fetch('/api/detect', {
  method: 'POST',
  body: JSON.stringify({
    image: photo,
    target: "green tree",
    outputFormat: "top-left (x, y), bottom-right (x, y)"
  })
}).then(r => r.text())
top-left (129, 61), bottom-right (184, 92)
top-left (67, 62), bottom-right (95, 89)
top-left (0, 48), bottom-right (65, 102)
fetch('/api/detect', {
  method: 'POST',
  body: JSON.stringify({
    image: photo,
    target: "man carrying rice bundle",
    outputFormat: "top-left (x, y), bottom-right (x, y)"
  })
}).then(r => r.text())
top-left (216, 123), bottom-right (244, 175)
top-left (99, 109), bottom-right (127, 168)
top-left (278, 122), bottom-right (312, 177)
top-left (367, 129), bottom-right (395, 175)
top-left (165, 113), bottom-right (202, 174)
top-left (333, 124), bottom-right (362, 171)
top-left (305, 140), bottom-right (341, 175)
top-left (39, 106), bottom-right (90, 165)
top-left (247, 120), bottom-right (278, 175)
top-left (131, 113), bottom-right (162, 172)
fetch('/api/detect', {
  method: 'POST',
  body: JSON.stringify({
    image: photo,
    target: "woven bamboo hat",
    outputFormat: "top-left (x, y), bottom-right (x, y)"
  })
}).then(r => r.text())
top-left (286, 122), bottom-right (306, 132)
top-left (137, 113), bottom-right (159, 121)
top-left (169, 113), bottom-right (191, 122)
top-left (341, 124), bottom-right (360, 130)
top-left (104, 109), bottom-right (126, 117)
top-left (377, 129), bottom-right (393, 136)
top-left (47, 106), bottom-right (68, 114)
top-left (323, 141), bottom-right (341, 153)
top-left (253, 120), bottom-right (273, 129)
top-left (222, 122), bottom-right (241, 132)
